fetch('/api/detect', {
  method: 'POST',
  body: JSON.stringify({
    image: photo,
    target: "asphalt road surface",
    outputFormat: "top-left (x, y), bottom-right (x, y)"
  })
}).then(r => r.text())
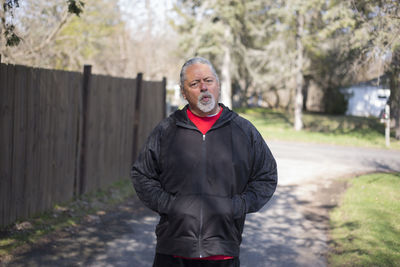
top-left (4, 141), bottom-right (400, 267)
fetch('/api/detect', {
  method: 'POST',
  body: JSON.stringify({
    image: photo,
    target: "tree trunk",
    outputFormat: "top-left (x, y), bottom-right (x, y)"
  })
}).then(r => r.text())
top-left (221, 27), bottom-right (232, 108)
top-left (389, 47), bottom-right (400, 140)
top-left (395, 75), bottom-right (400, 140)
top-left (294, 10), bottom-right (304, 131)
top-left (302, 76), bottom-right (310, 111)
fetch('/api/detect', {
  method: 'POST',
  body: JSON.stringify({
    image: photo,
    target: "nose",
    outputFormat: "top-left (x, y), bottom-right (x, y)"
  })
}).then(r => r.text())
top-left (200, 81), bottom-right (207, 91)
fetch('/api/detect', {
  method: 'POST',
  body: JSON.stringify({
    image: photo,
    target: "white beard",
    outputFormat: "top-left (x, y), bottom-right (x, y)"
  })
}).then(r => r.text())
top-left (197, 92), bottom-right (216, 113)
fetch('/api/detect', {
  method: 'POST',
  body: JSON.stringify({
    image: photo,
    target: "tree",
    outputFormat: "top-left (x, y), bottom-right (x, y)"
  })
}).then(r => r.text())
top-left (351, 0), bottom-right (400, 139)
top-left (321, 0), bottom-right (400, 138)
top-left (1, 0), bottom-right (181, 84)
top-left (172, 0), bottom-right (254, 108)
top-left (388, 46), bottom-right (400, 139)
top-left (118, 0), bottom-right (181, 81)
top-left (1, 0), bottom-right (130, 77)
top-left (246, 0), bottom-right (332, 130)
top-left (171, 0), bottom-right (399, 136)
top-left (0, 0), bottom-right (84, 47)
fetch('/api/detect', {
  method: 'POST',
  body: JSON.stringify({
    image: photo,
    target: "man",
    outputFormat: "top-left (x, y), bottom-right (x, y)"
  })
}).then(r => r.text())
top-left (131, 57), bottom-right (277, 267)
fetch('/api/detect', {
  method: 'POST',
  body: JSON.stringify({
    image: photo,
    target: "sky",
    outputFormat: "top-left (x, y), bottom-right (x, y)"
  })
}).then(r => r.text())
top-left (117, 0), bottom-right (176, 36)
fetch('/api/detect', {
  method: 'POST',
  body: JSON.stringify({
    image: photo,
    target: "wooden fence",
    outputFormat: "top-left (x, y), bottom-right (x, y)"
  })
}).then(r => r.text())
top-left (0, 62), bottom-right (166, 227)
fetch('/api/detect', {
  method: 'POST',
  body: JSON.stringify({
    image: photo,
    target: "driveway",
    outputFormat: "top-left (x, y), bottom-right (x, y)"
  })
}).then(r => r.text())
top-left (4, 141), bottom-right (400, 267)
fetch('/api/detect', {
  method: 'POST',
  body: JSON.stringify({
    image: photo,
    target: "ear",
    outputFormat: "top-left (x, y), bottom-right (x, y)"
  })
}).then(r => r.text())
top-left (181, 86), bottom-right (187, 99)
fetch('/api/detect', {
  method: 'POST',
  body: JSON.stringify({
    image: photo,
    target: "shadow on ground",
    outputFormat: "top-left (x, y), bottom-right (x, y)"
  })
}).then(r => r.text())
top-left (5, 180), bottom-right (342, 267)
top-left (240, 183), bottom-right (334, 267)
top-left (5, 197), bottom-right (157, 267)
top-left (7, 140), bottom-right (398, 267)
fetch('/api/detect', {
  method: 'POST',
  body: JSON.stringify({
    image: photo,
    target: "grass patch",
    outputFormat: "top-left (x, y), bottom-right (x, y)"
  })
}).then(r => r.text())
top-left (0, 179), bottom-right (135, 260)
top-left (236, 108), bottom-right (400, 149)
top-left (328, 173), bottom-right (400, 266)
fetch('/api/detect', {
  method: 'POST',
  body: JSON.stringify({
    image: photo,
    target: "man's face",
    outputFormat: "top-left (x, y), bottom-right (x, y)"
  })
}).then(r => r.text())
top-left (182, 63), bottom-right (220, 116)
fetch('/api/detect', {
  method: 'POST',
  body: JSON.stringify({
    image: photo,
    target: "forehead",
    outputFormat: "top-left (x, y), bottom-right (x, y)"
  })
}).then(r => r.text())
top-left (185, 63), bottom-right (214, 81)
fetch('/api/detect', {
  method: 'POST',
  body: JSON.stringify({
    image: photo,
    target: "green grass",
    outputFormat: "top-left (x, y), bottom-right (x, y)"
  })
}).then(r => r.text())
top-left (0, 179), bottom-right (135, 260)
top-left (236, 108), bottom-right (400, 150)
top-left (328, 173), bottom-right (400, 266)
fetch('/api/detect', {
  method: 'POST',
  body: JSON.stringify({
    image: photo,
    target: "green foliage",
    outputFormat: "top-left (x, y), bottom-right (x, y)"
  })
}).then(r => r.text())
top-left (173, 0), bottom-right (399, 117)
top-left (173, 0), bottom-right (243, 59)
top-left (329, 173), bottom-right (400, 266)
top-left (323, 87), bottom-right (348, 115)
top-left (4, 24), bottom-right (20, 46)
top-left (172, 1), bottom-right (254, 86)
top-left (236, 107), bottom-right (400, 149)
top-left (67, 0), bottom-right (85, 17)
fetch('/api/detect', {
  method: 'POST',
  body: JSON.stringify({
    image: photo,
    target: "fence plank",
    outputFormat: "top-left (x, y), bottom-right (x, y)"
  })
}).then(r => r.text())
top-left (31, 67), bottom-right (43, 216)
top-left (53, 71), bottom-right (65, 203)
top-left (162, 77), bottom-right (167, 119)
top-left (0, 63), bottom-right (13, 226)
top-left (13, 65), bottom-right (29, 221)
top-left (119, 78), bottom-right (136, 179)
top-left (6, 64), bottom-right (17, 225)
top-left (51, 70), bottom-right (62, 204)
top-left (37, 68), bottom-right (49, 213)
top-left (82, 72), bottom-right (97, 194)
top-left (24, 66), bottom-right (36, 218)
top-left (61, 71), bottom-right (81, 202)
top-left (105, 77), bottom-right (118, 186)
top-left (137, 81), bottom-right (165, 151)
top-left (47, 70), bottom-right (56, 208)
top-left (47, 69), bottom-right (56, 210)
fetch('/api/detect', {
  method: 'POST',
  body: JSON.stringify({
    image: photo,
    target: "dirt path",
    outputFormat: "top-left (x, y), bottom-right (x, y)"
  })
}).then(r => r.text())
top-left (3, 141), bottom-right (400, 267)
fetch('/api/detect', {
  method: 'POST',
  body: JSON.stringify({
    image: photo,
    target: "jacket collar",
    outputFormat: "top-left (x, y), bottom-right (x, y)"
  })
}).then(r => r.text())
top-left (173, 103), bottom-right (237, 130)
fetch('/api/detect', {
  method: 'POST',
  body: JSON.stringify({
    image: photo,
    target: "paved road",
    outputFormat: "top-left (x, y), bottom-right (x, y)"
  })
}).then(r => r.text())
top-left (4, 141), bottom-right (400, 267)
top-left (240, 141), bottom-right (400, 267)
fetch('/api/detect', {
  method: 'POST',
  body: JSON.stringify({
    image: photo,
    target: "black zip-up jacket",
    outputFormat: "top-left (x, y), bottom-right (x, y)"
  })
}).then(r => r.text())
top-left (131, 104), bottom-right (277, 258)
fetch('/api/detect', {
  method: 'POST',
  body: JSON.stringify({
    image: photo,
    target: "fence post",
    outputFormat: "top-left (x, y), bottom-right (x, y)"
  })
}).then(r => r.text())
top-left (76, 65), bottom-right (92, 196)
top-left (162, 77), bottom-right (167, 118)
top-left (132, 73), bottom-right (143, 161)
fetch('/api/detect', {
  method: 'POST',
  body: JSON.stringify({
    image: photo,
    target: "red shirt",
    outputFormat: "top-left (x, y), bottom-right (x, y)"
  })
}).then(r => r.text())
top-left (186, 107), bottom-right (223, 135)
top-left (175, 107), bottom-right (233, 261)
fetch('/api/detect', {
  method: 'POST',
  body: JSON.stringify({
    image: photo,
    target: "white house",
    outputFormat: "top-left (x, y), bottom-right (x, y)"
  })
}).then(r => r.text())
top-left (341, 78), bottom-right (390, 118)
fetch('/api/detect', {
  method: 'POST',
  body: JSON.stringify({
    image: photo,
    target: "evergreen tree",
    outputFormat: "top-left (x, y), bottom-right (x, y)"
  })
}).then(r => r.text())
top-left (173, 0), bottom-right (252, 108)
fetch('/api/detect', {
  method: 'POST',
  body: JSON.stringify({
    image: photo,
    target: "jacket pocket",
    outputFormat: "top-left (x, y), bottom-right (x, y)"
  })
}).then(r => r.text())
top-left (159, 194), bottom-right (201, 240)
top-left (232, 194), bottom-right (245, 219)
top-left (155, 215), bottom-right (169, 238)
top-left (201, 195), bottom-right (240, 243)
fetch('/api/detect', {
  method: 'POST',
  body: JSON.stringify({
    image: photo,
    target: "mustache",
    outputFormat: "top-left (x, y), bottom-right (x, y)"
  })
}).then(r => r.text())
top-left (198, 92), bottom-right (213, 100)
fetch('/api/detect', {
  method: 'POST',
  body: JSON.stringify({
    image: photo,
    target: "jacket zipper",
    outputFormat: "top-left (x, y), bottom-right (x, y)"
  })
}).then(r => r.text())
top-left (199, 133), bottom-right (206, 257)
top-left (199, 201), bottom-right (203, 258)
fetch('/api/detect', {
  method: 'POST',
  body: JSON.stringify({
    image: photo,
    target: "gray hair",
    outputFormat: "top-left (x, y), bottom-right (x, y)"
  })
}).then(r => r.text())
top-left (179, 57), bottom-right (219, 89)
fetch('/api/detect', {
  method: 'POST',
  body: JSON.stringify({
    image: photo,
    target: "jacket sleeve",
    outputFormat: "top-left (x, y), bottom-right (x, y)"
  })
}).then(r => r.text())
top-left (131, 123), bottom-right (175, 214)
top-left (232, 125), bottom-right (277, 219)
